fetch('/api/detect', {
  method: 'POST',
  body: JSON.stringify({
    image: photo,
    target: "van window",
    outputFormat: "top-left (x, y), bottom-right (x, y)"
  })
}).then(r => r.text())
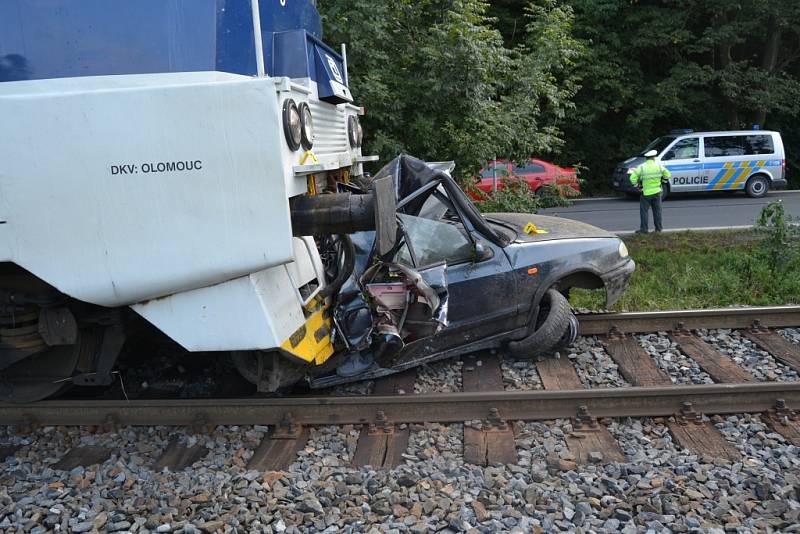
top-left (663, 138), bottom-right (699, 160)
top-left (642, 136), bottom-right (676, 156)
top-left (744, 135), bottom-right (774, 155)
top-left (705, 135), bottom-right (775, 157)
top-left (705, 136), bottom-right (743, 157)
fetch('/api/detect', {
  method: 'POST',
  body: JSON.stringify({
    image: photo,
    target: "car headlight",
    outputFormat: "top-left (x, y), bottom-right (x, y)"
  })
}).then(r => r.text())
top-left (619, 242), bottom-right (629, 258)
top-left (348, 115), bottom-right (362, 148)
top-left (282, 99), bottom-right (302, 151)
top-left (298, 102), bottom-right (314, 150)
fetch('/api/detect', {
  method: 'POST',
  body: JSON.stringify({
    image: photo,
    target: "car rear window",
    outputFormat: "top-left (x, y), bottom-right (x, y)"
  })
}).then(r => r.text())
top-left (512, 162), bottom-right (545, 174)
top-left (704, 135), bottom-right (774, 157)
top-left (480, 163), bottom-right (507, 179)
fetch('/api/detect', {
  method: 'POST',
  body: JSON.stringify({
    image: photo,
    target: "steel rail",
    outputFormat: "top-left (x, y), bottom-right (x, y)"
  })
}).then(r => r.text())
top-left (1, 382), bottom-right (798, 427)
top-left (577, 305), bottom-right (800, 335)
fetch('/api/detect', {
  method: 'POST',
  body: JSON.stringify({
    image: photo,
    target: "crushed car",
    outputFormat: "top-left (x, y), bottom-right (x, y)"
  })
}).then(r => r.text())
top-left (281, 155), bottom-right (635, 389)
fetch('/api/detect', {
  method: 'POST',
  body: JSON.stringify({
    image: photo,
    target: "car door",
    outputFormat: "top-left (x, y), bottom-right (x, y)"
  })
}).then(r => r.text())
top-left (660, 136), bottom-right (704, 191)
top-left (395, 200), bottom-right (518, 347)
top-left (511, 160), bottom-right (547, 192)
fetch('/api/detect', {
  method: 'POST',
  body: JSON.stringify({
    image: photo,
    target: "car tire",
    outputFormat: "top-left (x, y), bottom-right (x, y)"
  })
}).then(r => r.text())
top-left (660, 184), bottom-right (669, 201)
top-left (508, 288), bottom-right (572, 359)
top-left (745, 174), bottom-right (769, 198)
top-left (552, 312), bottom-right (579, 351)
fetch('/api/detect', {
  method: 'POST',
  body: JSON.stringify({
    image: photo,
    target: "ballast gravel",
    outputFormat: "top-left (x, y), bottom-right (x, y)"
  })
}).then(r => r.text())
top-left (699, 329), bottom-right (799, 382)
top-left (567, 336), bottom-right (630, 388)
top-left (500, 358), bottom-right (543, 391)
top-left (413, 360), bottom-right (462, 394)
top-left (327, 380), bottom-right (375, 396)
top-left (635, 333), bottom-right (714, 385)
top-left (4, 333), bottom-right (800, 534)
top-left (3, 411), bottom-right (800, 533)
top-left (778, 327), bottom-right (800, 345)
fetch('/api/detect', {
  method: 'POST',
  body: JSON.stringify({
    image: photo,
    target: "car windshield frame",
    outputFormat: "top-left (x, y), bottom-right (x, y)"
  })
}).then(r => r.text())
top-left (371, 155), bottom-right (510, 257)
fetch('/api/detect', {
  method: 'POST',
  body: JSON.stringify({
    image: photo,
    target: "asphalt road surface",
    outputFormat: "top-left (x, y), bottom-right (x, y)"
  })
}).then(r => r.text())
top-left (538, 190), bottom-right (800, 234)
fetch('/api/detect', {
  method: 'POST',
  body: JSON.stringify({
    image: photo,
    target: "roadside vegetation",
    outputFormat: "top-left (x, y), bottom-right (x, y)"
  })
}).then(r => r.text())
top-left (571, 202), bottom-right (800, 311)
top-left (468, 173), bottom-right (578, 213)
top-left (322, 1), bottom-right (800, 191)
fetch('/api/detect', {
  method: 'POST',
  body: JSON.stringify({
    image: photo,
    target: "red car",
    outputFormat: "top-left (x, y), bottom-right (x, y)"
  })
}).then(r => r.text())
top-left (471, 158), bottom-right (580, 199)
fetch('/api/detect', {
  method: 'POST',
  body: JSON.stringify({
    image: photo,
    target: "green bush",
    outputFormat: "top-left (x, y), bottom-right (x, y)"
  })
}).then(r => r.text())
top-left (469, 175), bottom-right (575, 213)
top-left (755, 200), bottom-right (800, 280)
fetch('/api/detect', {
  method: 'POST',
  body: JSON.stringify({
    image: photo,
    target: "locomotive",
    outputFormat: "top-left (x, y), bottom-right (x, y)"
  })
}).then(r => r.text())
top-left (0, 1), bottom-right (636, 403)
top-left (0, 0), bottom-right (379, 402)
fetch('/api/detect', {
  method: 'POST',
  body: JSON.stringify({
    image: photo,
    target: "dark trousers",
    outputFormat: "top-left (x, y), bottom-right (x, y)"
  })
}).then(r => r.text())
top-left (639, 193), bottom-right (662, 232)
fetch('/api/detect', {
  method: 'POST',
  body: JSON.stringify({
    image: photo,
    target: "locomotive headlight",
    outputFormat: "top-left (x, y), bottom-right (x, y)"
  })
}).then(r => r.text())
top-left (348, 115), bottom-right (360, 148)
top-left (299, 102), bottom-right (314, 150)
top-left (356, 119), bottom-right (363, 147)
top-left (283, 99), bottom-right (302, 151)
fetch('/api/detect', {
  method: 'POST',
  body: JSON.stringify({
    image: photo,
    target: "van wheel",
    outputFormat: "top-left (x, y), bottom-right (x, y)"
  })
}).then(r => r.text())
top-left (745, 175), bottom-right (769, 198)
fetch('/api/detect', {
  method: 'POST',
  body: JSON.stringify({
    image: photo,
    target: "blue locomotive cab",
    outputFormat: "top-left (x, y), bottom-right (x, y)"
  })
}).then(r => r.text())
top-left (0, 0), bottom-right (346, 98)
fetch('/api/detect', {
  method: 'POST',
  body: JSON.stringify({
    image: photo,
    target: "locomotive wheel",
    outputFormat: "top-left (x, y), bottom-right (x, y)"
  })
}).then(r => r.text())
top-left (231, 351), bottom-right (306, 393)
top-left (0, 328), bottom-right (101, 403)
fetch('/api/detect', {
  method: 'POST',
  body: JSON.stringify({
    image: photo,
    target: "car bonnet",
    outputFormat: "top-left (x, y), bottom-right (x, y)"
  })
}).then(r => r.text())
top-left (485, 213), bottom-right (616, 242)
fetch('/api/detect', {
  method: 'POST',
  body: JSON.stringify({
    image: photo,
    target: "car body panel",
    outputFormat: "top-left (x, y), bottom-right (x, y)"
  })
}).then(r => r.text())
top-left (487, 213), bottom-right (633, 310)
top-left (485, 213), bottom-right (615, 242)
top-left (473, 158), bottom-right (580, 198)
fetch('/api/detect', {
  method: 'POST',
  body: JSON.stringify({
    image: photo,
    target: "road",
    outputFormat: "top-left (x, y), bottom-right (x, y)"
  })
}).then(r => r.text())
top-left (538, 191), bottom-right (800, 234)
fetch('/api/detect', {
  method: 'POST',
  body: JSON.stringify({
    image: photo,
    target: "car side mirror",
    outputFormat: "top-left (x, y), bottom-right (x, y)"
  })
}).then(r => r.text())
top-left (474, 241), bottom-right (493, 262)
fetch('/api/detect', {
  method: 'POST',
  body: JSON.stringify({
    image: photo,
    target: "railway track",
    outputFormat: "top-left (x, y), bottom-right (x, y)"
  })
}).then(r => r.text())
top-left (2, 305), bottom-right (800, 472)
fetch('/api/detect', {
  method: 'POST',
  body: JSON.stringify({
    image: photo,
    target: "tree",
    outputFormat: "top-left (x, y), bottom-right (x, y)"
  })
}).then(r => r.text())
top-left (323, 0), bottom-right (800, 190)
top-left (320, 0), bottom-right (580, 180)
top-left (558, 0), bottom-right (800, 191)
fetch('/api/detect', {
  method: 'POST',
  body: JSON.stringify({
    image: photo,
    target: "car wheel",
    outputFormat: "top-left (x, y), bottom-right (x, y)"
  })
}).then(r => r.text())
top-left (745, 174), bottom-right (769, 198)
top-left (552, 312), bottom-right (579, 351)
top-left (660, 185), bottom-right (669, 201)
top-left (508, 288), bottom-right (572, 359)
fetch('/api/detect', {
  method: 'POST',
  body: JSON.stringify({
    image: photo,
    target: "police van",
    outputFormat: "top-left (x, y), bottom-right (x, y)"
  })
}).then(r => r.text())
top-left (612, 130), bottom-right (786, 198)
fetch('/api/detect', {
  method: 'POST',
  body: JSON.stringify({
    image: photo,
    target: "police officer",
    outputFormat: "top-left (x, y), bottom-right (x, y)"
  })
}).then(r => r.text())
top-left (630, 149), bottom-right (671, 233)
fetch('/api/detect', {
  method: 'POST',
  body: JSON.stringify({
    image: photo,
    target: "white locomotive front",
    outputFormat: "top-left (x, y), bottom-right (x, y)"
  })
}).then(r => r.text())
top-left (0, 0), bottom-right (376, 401)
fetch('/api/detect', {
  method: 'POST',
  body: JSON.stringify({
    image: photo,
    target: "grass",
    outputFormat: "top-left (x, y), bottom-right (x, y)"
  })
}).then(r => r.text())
top-left (569, 230), bottom-right (800, 311)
